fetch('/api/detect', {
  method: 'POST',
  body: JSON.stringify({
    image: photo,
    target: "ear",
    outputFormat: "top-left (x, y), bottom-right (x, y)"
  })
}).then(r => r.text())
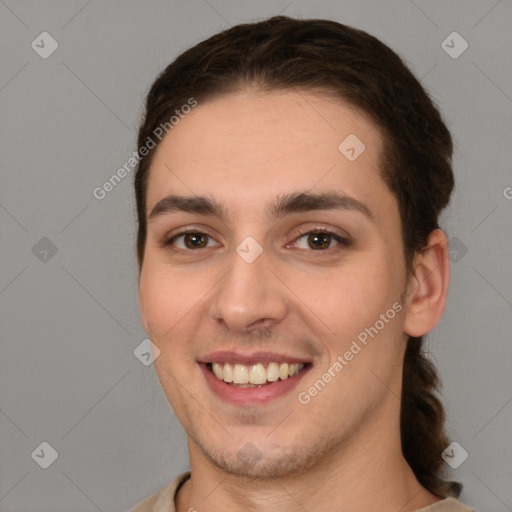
top-left (403, 229), bottom-right (450, 337)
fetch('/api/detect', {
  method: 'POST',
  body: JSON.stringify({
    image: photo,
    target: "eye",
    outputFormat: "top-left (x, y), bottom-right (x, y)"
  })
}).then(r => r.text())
top-left (293, 229), bottom-right (350, 251)
top-left (165, 231), bottom-right (217, 250)
top-left (163, 228), bottom-right (350, 253)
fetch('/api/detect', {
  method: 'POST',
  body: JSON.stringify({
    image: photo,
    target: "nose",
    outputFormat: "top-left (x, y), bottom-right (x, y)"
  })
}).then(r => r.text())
top-left (208, 243), bottom-right (288, 333)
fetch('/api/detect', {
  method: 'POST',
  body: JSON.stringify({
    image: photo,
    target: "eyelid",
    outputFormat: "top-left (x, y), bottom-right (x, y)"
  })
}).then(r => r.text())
top-left (293, 225), bottom-right (350, 239)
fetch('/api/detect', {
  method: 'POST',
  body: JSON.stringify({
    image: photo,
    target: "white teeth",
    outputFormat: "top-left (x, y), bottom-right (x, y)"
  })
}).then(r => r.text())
top-left (210, 362), bottom-right (305, 385)
top-left (223, 363), bottom-right (233, 383)
top-left (279, 363), bottom-right (289, 380)
top-left (288, 363), bottom-right (299, 377)
top-left (233, 364), bottom-right (249, 384)
top-left (249, 363), bottom-right (267, 385)
top-left (266, 362), bottom-right (279, 382)
top-left (212, 363), bottom-right (223, 380)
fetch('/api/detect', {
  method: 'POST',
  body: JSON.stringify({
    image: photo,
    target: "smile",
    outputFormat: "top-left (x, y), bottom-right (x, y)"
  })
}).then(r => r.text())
top-left (207, 362), bottom-right (306, 387)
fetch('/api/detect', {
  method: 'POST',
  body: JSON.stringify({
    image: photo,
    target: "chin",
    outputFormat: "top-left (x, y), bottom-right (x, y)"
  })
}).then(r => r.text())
top-left (196, 435), bottom-right (338, 480)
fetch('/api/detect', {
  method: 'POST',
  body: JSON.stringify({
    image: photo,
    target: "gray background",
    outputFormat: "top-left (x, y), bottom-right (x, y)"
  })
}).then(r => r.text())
top-left (1, 1), bottom-right (511, 511)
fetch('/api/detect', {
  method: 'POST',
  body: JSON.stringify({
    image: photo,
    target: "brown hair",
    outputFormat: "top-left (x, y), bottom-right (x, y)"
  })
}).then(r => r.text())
top-left (134, 16), bottom-right (459, 497)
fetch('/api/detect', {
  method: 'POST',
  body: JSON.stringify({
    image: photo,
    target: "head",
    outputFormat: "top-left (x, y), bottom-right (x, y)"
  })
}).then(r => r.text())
top-left (135, 16), bottom-right (458, 497)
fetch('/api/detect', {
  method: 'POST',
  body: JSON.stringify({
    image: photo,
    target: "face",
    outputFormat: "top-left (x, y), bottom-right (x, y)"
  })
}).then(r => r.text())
top-left (138, 89), bottom-right (410, 478)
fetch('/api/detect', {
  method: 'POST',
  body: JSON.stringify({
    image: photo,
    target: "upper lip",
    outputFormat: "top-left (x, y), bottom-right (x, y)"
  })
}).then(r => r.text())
top-left (198, 351), bottom-right (312, 366)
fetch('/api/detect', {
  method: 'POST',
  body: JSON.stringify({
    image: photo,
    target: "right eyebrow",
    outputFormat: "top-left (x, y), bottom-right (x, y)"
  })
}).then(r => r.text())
top-left (148, 195), bottom-right (228, 222)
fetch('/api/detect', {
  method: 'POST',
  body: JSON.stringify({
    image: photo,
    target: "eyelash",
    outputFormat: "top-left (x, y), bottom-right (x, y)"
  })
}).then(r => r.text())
top-left (293, 228), bottom-right (351, 250)
top-left (163, 227), bottom-right (351, 253)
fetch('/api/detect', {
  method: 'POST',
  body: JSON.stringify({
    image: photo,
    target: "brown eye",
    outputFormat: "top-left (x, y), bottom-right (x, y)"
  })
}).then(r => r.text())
top-left (166, 231), bottom-right (215, 250)
top-left (183, 233), bottom-right (208, 249)
top-left (307, 232), bottom-right (331, 250)
top-left (294, 230), bottom-right (350, 251)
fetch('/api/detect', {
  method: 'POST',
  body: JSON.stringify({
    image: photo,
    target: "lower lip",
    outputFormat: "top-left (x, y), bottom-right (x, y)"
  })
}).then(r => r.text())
top-left (200, 363), bottom-right (311, 406)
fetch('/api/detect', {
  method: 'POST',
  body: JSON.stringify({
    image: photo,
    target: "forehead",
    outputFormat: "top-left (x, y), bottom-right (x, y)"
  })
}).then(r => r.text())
top-left (145, 89), bottom-right (395, 221)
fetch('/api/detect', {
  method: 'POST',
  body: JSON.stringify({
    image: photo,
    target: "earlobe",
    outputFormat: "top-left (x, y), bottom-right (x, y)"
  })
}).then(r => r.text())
top-left (403, 229), bottom-right (450, 337)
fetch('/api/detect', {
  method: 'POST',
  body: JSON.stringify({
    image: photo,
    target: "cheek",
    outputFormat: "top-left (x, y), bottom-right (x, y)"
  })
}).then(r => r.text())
top-left (139, 262), bottom-right (203, 340)
top-left (288, 257), bottom-right (398, 340)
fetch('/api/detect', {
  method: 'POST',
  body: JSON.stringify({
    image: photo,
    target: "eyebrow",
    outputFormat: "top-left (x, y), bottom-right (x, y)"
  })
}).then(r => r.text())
top-left (148, 191), bottom-right (374, 222)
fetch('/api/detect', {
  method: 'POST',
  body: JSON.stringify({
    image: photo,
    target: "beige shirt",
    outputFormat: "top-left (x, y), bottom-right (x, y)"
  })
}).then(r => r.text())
top-left (130, 472), bottom-right (477, 512)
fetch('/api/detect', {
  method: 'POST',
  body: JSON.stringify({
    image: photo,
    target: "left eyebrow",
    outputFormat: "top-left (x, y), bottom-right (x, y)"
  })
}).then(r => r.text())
top-left (148, 191), bottom-right (374, 223)
top-left (270, 191), bottom-right (374, 222)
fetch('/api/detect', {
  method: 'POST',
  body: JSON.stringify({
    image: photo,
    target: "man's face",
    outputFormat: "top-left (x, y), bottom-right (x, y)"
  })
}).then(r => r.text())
top-left (138, 89), bottom-right (410, 478)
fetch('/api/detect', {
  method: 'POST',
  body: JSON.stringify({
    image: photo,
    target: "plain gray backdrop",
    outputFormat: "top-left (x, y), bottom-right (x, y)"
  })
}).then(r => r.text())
top-left (1, 1), bottom-right (511, 511)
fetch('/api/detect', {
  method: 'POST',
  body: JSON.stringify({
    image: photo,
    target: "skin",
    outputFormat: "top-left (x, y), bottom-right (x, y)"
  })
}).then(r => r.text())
top-left (138, 89), bottom-right (450, 512)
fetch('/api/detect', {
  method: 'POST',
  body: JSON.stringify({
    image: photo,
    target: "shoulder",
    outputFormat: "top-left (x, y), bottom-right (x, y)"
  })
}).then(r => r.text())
top-left (415, 497), bottom-right (477, 512)
top-left (129, 472), bottom-right (191, 512)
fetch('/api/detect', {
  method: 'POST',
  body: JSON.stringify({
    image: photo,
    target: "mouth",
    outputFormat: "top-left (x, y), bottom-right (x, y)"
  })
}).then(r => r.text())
top-left (198, 351), bottom-right (313, 405)
top-left (206, 361), bottom-right (308, 387)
